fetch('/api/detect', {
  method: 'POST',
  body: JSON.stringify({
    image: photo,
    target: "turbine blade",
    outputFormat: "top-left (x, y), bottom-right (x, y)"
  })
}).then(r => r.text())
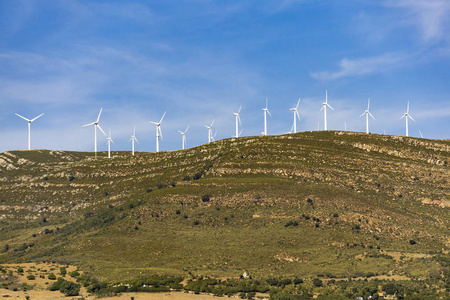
top-left (369, 112), bottom-right (375, 120)
top-left (407, 101), bottom-right (410, 113)
top-left (15, 113), bottom-right (30, 122)
top-left (400, 114), bottom-right (405, 119)
top-left (296, 98), bottom-right (300, 109)
top-left (97, 124), bottom-right (107, 136)
top-left (210, 119), bottom-right (215, 127)
top-left (238, 115), bottom-right (242, 125)
top-left (204, 125), bottom-right (209, 128)
top-left (239, 128), bottom-right (243, 136)
top-left (327, 104), bottom-right (334, 111)
top-left (149, 121), bottom-right (158, 125)
top-left (296, 110), bottom-right (301, 121)
top-left (367, 98), bottom-right (370, 110)
top-left (82, 122), bottom-right (96, 127)
top-left (360, 112), bottom-right (365, 118)
top-left (185, 125), bottom-right (190, 133)
top-left (134, 126), bottom-right (136, 136)
top-left (178, 130), bottom-right (183, 134)
top-left (159, 127), bottom-right (163, 140)
top-left (135, 137), bottom-right (140, 144)
top-left (409, 115), bottom-right (416, 122)
top-left (96, 108), bottom-right (103, 123)
top-left (159, 111), bottom-right (166, 124)
top-left (320, 105), bottom-right (324, 111)
top-left (111, 139), bottom-right (115, 144)
top-left (31, 113), bottom-right (44, 122)
top-left (267, 110), bottom-right (272, 117)
top-left (238, 105), bottom-right (242, 114)
top-left (266, 97), bottom-right (268, 109)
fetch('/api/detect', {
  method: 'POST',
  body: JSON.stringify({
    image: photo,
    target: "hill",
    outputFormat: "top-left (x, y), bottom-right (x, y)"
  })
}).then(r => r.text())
top-left (0, 131), bottom-right (449, 298)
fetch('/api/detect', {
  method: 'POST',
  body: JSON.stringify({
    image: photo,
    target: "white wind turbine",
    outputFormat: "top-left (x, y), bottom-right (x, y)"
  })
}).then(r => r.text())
top-left (15, 113), bottom-right (44, 150)
top-left (211, 130), bottom-right (218, 142)
top-left (82, 108), bottom-right (106, 159)
top-left (262, 98), bottom-right (272, 136)
top-left (149, 112), bottom-right (166, 152)
top-left (360, 98), bottom-right (375, 134)
top-left (320, 90), bottom-right (334, 130)
top-left (178, 126), bottom-right (189, 150)
top-left (400, 101), bottom-right (415, 137)
top-left (290, 98), bottom-right (301, 133)
top-left (233, 105), bottom-right (242, 138)
top-left (130, 126), bottom-right (139, 156)
top-left (106, 128), bottom-right (115, 159)
top-left (204, 120), bottom-right (215, 143)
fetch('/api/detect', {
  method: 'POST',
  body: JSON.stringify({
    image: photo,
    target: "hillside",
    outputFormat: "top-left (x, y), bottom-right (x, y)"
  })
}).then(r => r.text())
top-left (0, 131), bottom-right (449, 297)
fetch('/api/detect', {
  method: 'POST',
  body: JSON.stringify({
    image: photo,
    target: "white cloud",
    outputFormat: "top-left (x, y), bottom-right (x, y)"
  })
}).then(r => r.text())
top-left (385, 0), bottom-right (450, 42)
top-left (310, 52), bottom-right (408, 80)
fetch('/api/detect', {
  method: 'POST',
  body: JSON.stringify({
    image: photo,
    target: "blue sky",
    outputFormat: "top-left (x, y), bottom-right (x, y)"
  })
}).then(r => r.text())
top-left (1, 0), bottom-right (449, 153)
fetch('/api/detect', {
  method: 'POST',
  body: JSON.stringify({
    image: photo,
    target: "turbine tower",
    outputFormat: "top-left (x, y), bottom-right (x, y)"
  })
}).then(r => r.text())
top-left (400, 101), bottom-right (415, 137)
top-left (82, 108), bottom-right (106, 159)
top-left (130, 126), bottom-right (139, 156)
top-left (107, 128), bottom-right (115, 158)
top-left (320, 90), bottom-right (334, 130)
top-left (360, 98), bottom-right (375, 134)
top-left (290, 98), bottom-right (301, 133)
top-left (204, 120), bottom-right (214, 143)
top-left (178, 126), bottom-right (189, 150)
top-left (149, 112), bottom-right (166, 152)
top-left (234, 105), bottom-right (242, 138)
top-left (15, 113), bottom-right (44, 150)
top-left (262, 98), bottom-right (272, 136)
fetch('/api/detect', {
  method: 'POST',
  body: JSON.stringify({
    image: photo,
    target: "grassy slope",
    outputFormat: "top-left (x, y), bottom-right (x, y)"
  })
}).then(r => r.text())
top-left (0, 131), bottom-right (448, 281)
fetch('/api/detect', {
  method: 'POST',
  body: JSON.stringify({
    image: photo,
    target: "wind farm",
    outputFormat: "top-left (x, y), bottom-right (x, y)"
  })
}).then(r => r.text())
top-left (8, 92), bottom-right (435, 156)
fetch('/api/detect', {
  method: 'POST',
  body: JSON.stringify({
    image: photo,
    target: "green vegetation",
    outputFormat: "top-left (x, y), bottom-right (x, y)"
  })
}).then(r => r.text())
top-left (0, 132), bottom-right (448, 298)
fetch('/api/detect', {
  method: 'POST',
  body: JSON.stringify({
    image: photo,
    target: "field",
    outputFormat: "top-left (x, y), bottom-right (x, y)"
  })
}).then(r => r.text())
top-left (0, 131), bottom-right (448, 299)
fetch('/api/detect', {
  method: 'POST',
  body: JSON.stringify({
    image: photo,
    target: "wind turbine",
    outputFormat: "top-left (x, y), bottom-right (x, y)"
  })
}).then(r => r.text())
top-left (130, 126), bottom-right (139, 156)
top-left (15, 113), bottom-right (44, 150)
top-left (211, 130), bottom-right (218, 142)
top-left (419, 130), bottom-right (424, 138)
top-left (82, 108), bottom-right (106, 159)
top-left (400, 101), bottom-right (415, 137)
top-left (106, 128), bottom-right (115, 159)
top-left (178, 126), bottom-right (189, 150)
top-left (320, 90), bottom-right (334, 130)
top-left (262, 97), bottom-right (272, 136)
top-left (360, 98), bottom-right (375, 134)
top-left (290, 98), bottom-right (301, 133)
top-left (234, 105), bottom-right (242, 138)
top-left (204, 120), bottom-right (214, 143)
top-left (149, 112), bottom-right (166, 152)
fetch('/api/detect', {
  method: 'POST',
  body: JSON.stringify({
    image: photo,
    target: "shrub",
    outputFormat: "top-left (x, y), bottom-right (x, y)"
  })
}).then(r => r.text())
top-left (69, 271), bottom-right (80, 277)
top-left (333, 213), bottom-right (339, 218)
top-left (312, 278), bottom-right (323, 287)
top-left (193, 220), bottom-right (200, 226)
top-left (183, 175), bottom-right (191, 181)
top-left (27, 274), bottom-right (35, 280)
top-left (59, 280), bottom-right (81, 296)
top-left (48, 273), bottom-right (57, 280)
top-left (60, 267), bottom-right (66, 276)
top-left (49, 277), bottom-right (65, 290)
top-left (68, 175), bottom-right (75, 181)
top-left (409, 239), bottom-right (417, 245)
top-left (307, 198), bottom-right (313, 204)
top-left (176, 210), bottom-right (181, 215)
top-left (202, 194), bottom-right (211, 202)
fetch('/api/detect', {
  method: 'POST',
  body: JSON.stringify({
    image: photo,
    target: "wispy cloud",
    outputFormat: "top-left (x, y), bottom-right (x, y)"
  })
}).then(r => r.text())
top-left (310, 52), bottom-right (409, 80)
top-left (384, 0), bottom-right (450, 43)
